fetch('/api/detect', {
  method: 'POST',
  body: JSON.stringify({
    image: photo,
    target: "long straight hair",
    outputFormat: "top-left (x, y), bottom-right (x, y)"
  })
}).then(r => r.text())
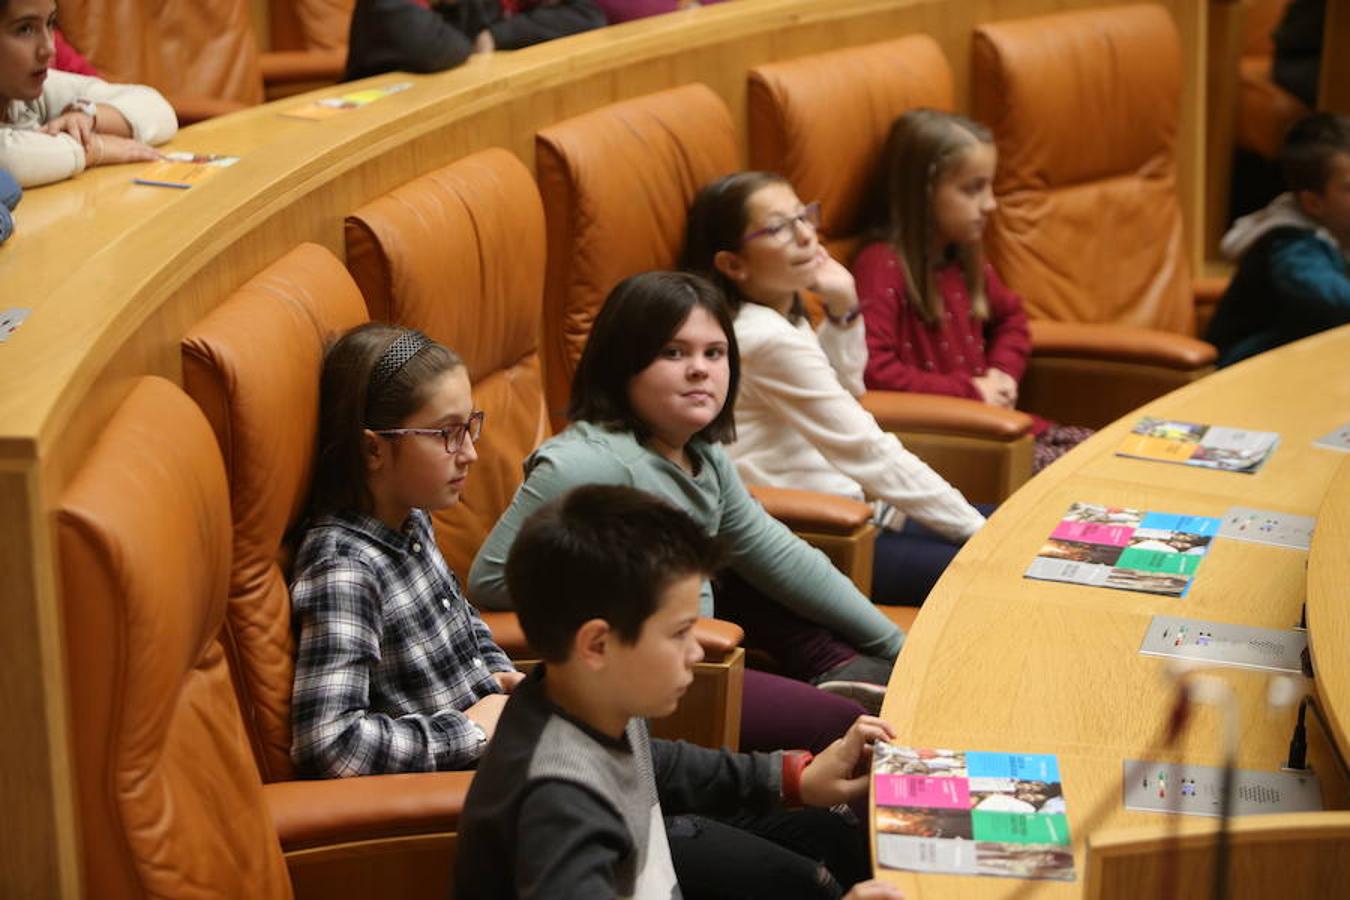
top-left (308, 323), bottom-right (464, 518)
top-left (860, 108), bottom-right (994, 327)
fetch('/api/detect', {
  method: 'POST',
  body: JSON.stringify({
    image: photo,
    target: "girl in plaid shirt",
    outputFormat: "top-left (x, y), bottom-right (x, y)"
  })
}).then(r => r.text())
top-left (289, 323), bottom-right (522, 777)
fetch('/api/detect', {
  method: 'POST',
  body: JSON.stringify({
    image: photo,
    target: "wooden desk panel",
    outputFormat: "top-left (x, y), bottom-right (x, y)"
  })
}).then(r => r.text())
top-left (881, 324), bottom-right (1350, 897)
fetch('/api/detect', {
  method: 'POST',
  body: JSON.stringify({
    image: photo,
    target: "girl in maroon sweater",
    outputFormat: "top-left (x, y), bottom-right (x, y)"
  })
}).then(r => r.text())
top-left (853, 108), bottom-right (1090, 473)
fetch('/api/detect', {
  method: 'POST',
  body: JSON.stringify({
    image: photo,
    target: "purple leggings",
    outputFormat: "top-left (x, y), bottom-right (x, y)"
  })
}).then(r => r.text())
top-left (713, 572), bottom-right (867, 754)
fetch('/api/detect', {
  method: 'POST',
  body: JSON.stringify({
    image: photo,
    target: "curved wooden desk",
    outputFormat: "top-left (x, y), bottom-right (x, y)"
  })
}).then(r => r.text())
top-left (878, 324), bottom-right (1350, 898)
top-left (1308, 456), bottom-right (1350, 765)
top-left (0, 1), bottom-right (1208, 894)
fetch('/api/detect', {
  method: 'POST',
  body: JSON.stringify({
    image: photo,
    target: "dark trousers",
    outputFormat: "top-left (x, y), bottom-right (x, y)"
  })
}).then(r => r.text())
top-left (872, 502), bottom-right (998, 606)
top-left (668, 806), bottom-right (870, 900)
top-left (712, 572), bottom-right (869, 754)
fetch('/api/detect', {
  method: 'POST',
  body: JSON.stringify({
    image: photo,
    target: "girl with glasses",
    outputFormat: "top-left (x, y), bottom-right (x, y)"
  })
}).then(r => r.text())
top-left (682, 171), bottom-right (989, 609)
top-left (289, 322), bottom-right (522, 778)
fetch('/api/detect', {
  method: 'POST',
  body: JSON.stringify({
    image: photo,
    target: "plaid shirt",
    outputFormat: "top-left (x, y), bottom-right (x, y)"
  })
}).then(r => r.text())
top-left (290, 508), bottom-right (514, 777)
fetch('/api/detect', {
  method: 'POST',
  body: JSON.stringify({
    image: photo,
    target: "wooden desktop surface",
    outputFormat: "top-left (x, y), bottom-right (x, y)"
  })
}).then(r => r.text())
top-left (877, 324), bottom-right (1350, 897)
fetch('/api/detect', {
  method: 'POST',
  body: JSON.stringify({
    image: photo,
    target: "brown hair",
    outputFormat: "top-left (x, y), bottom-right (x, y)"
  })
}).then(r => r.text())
top-left (1281, 112), bottom-right (1350, 195)
top-left (569, 271), bottom-right (740, 445)
top-left (860, 108), bottom-right (994, 327)
top-left (681, 171), bottom-right (807, 324)
top-left (308, 322), bottom-right (464, 518)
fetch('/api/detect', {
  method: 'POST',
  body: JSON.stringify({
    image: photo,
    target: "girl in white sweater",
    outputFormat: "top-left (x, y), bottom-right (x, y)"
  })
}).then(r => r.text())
top-left (682, 171), bottom-right (989, 606)
top-left (1, 0), bottom-right (176, 187)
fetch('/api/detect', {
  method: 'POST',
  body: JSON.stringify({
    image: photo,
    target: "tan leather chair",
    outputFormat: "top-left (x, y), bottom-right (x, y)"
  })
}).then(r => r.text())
top-left (58, 0), bottom-right (265, 122)
top-left (1236, 0), bottom-right (1309, 160)
top-left (259, 0), bottom-right (352, 99)
top-left (535, 83), bottom-right (886, 598)
top-left (182, 243), bottom-right (473, 899)
top-left (972, 5), bottom-right (1218, 429)
top-left (58, 376), bottom-right (293, 899)
top-left (345, 148), bottom-right (745, 748)
top-left (747, 35), bottom-right (1036, 504)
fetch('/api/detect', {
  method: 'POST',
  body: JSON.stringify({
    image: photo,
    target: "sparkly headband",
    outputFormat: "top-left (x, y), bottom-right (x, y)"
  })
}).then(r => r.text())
top-left (369, 330), bottom-right (432, 394)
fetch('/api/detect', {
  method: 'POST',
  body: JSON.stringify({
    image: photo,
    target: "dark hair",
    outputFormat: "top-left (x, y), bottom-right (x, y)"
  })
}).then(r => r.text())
top-left (568, 270), bottom-right (740, 445)
top-left (308, 322), bottom-right (464, 517)
top-left (506, 485), bottom-right (724, 662)
top-left (1281, 112), bottom-right (1350, 194)
top-left (681, 171), bottom-right (807, 322)
top-left (858, 108), bottom-right (994, 327)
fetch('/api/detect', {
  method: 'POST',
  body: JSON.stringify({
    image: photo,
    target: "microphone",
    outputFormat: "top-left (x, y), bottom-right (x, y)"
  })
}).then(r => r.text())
top-left (1163, 663), bottom-right (1238, 900)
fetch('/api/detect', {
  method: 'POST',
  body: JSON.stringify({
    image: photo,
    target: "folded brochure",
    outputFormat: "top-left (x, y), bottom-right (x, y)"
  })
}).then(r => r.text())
top-left (873, 743), bottom-right (1074, 881)
top-left (134, 152), bottom-right (240, 189)
top-left (1025, 502), bottom-right (1221, 598)
top-left (282, 82), bottom-right (413, 120)
top-left (1116, 416), bottom-right (1278, 473)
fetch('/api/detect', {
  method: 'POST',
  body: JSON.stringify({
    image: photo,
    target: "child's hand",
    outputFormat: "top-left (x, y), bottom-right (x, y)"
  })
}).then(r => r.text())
top-left (988, 368), bottom-right (1019, 407)
top-left (971, 371), bottom-right (1015, 409)
top-left (40, 111), bottom-right (96, 148)
top-left (493, 670), bottom-right (525, 693)
top-left (465, 692), bottom-right (510, 739)
top-left (799, 715), bottom-right (896, 807)
top-left (84, 135), bottom-right (161, 168)
top-left (808, 248), bottom-right (860, 321)
top-left (843, 881), bottom-right (906, 900)
top-left (473, 29), bottom-right (495, 54)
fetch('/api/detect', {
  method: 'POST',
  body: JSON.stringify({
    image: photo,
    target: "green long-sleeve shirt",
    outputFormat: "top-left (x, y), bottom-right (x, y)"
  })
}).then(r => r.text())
top-left (467, 421), bottom-right (903, 659)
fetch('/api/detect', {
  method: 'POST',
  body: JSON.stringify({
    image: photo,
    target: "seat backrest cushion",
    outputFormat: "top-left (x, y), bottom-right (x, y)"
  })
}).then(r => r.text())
top-left (182, 242), bottom-right (369, 782)
top-left (270, 0), bottom-right (354, 52)
top-left (58, 0), bottom-right (264, 106)
top-left (58, 376), bottom-right (291, 900)
top-left (748, 34), bottom-right (954, 258)
top-left (972, 4), bottom-right (1192, 333)
top-left (535, 83), bottom-right (739, 424)
top-left (346, 148), bottom-right (548, 577)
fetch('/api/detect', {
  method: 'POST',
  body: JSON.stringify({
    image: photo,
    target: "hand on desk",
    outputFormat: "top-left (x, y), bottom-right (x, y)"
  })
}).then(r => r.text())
top-left (844, 881), bottom-right (906, 900)
top-left (81, 135), bottom-right (162, 169)
top-left (800, 715), bottom-right (896, 807)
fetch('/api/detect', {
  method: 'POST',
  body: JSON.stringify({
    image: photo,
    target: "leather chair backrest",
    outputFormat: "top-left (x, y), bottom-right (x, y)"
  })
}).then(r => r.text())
top-left (270, 0), bottom-right (354, 52)
top-left (535, 84), bottom-right (739, 425)
top-left (58, 0), bottom-right (264, 106)
top-left (182, 243), bottom-right (370, 782)
top-left (58, 376), bottom-right (291, 900)
top-left (346, 148), bottom-right (549, 578)
top-left (747, 34), bottom-right (954, 261)
top-left (973, 4), bottom-right (1193, 334)
top-left (1244, 0), bottom-right (1291, 57)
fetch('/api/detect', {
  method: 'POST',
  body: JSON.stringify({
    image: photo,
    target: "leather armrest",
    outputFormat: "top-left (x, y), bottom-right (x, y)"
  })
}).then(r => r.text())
top-left (264, 771), bottom-right (474, 851)
top-left (260, 49), bottom-right (348, 85)
top-left (748, 484), bottom-right (870, 535)
top-left (478, 610), bottom-right (532, 658)
top-left (1192, 275), bottom-right (1229, 309)
top-left (479, 610), bottom-right (743, 660)
top-left (859, 390), bottom-right (1033, 440)
top-left (1029, 320), bottom-right (1216, 369)
top-left (167, 93), bottom-right (250, 125)
top-left (693, 617), bottom-right (744, 661)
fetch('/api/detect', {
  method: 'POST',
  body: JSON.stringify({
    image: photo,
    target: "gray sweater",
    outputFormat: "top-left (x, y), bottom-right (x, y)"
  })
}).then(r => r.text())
top-left (468, 421), bottom-right (902, 658)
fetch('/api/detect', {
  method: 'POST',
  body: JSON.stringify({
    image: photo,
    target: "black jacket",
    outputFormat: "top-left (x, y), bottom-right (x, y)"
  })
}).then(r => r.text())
top-left (345, 0), bottom-right (606, 81)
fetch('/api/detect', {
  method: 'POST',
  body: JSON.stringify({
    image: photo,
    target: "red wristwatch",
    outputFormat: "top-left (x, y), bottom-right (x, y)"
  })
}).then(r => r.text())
top-left (781, 749), bottom-right (814, 807)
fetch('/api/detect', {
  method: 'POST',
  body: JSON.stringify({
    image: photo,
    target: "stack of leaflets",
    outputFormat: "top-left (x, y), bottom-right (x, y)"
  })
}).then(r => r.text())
top-left (133, 152), bottom-right (240, 189)
top-left (282, 82), bottom-right (413, 120)
top-left (1025, 502), bottom-right (1222, 598)
top-left (1115, 417), bottom-right (1279, 473)
top-left (873, 743), bottom-right (1075, 881)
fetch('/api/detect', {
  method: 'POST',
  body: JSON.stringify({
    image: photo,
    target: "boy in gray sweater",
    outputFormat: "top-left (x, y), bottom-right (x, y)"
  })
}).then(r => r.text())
top-left (455, 484), bottom-right (905, 899)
